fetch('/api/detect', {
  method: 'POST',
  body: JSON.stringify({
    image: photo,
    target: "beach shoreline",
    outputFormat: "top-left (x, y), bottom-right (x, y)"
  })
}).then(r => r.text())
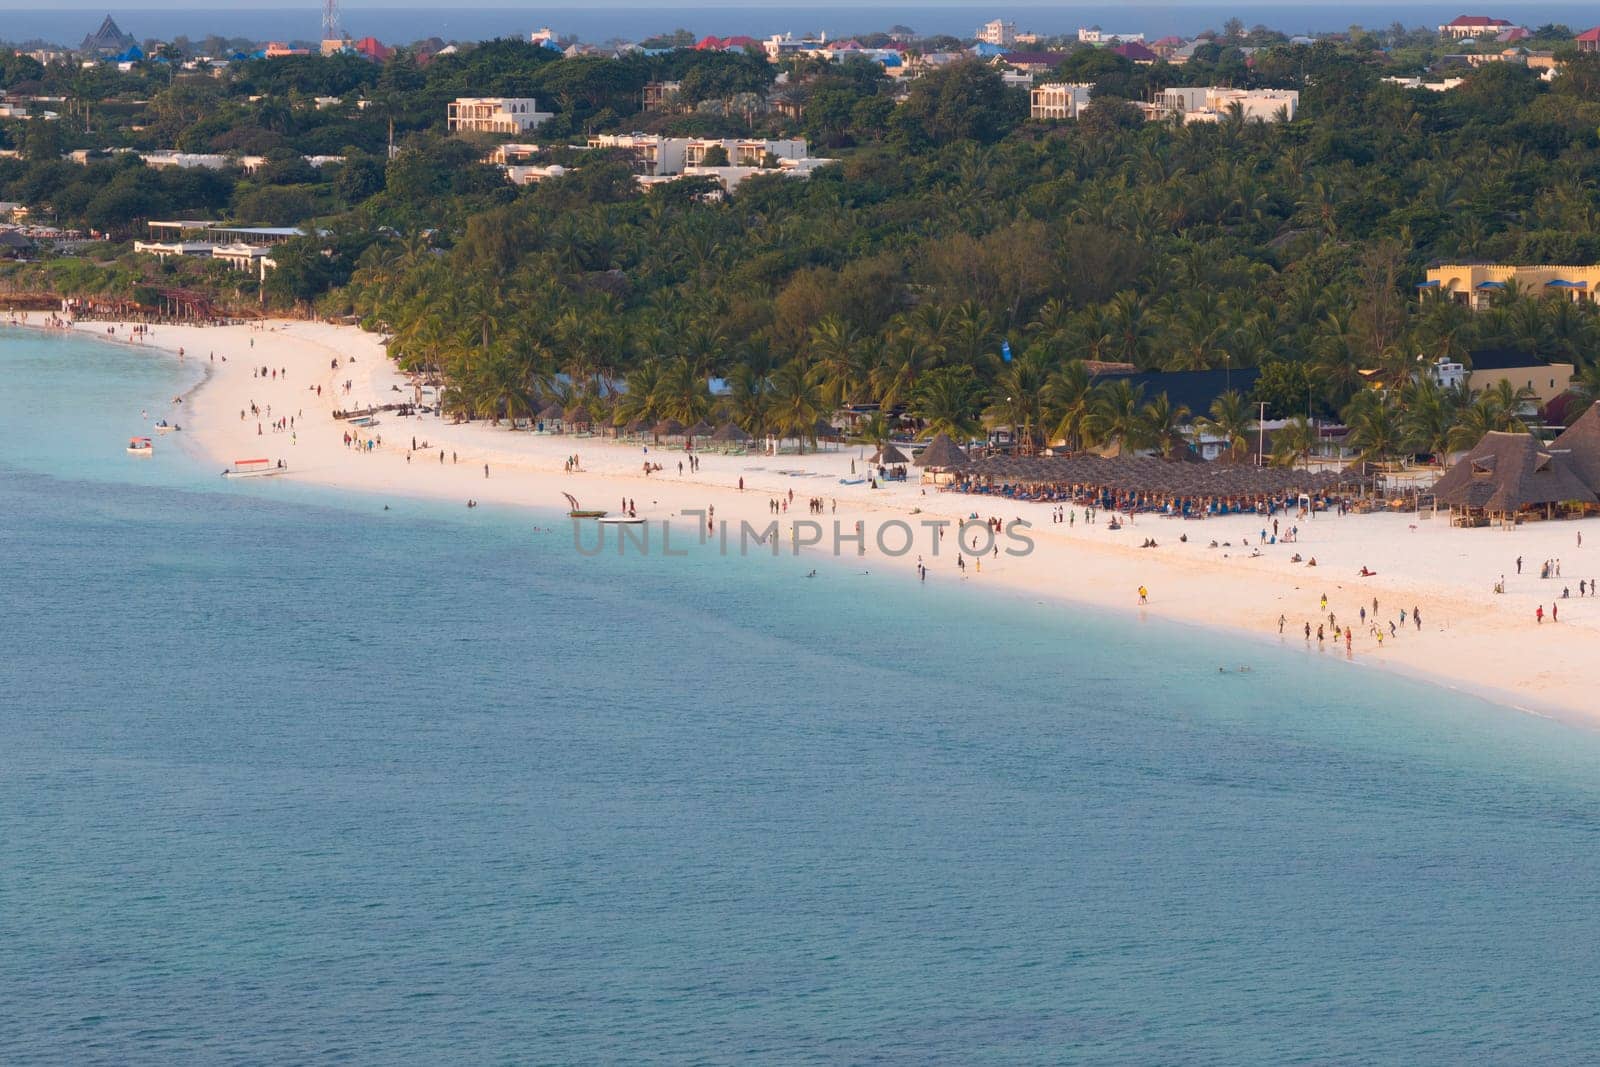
top-left (17, 314), bottom-right (1600, 725)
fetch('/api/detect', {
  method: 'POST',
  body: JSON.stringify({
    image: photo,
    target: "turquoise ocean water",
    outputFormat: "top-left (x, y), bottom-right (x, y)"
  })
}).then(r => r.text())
top-left (4, 327), bottom-right (1600, 1062)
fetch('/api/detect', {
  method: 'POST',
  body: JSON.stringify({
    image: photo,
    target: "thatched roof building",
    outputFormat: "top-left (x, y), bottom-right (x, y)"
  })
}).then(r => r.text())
top-left (872, 444), bottom-right (910, 464)
top-left (1551, 402), bottom-right (1600, 493)
top-left (914, 432), bottom-right (969, 469)
top-left (1432, 431), bottom-right (1596, 518)
top-left (711, 422), bottom-right (751, 443)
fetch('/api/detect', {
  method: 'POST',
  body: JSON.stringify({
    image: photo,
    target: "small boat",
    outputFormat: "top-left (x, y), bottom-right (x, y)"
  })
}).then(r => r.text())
top-left (597, 515), bottom-right (645, 525)
top-left (562, 492), bottom-right (607, 519)
top-left (154, 419), bottom-right (180, 434)
top-left (346, 415), bottom-right (378, 428)
top-left (127, 436), bottom-right (153, 456)
top-left (223, 458), bottom-right (288, 478)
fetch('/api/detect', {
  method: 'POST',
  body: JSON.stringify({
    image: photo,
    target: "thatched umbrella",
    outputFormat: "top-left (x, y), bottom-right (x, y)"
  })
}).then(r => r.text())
top-left (539, 400), bottom-right (565, 421)
top-left (686, 421), bottom-right (716, 440)
top-left (872, 443), bottom-right (910, 465)
top-left (653, 418), bottom-right (686, 438)
top-left (623, 417), bottom-right (649, 436)
top-left (564, 404), bottom-right (593, 427)
top-left (711, 422), bottom-right (751, 443)
top-left (915, 432), bottom-right (969, 469)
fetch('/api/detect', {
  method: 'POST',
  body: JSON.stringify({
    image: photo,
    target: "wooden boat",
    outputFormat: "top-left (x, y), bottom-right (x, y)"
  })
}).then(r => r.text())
top-left (127, 436), bottom-right (153, 456)
top-left (562, 492), bottom-right (607, 519)
top-left (223, 458), bottom-right (288, 478)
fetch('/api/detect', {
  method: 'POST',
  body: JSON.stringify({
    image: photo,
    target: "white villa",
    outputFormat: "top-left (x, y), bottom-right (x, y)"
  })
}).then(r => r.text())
top-left (1030, 83), bottom-right (1094, 120)
top-left (447, 98), bottom-right (553, 135)
top-left (1151, 87), bottom-right (1299, 123)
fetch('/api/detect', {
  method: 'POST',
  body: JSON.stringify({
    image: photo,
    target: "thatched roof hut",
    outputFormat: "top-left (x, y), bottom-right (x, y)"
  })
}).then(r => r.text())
top-left (872, 443), bottom-right (910, 464)
top-left (711, 422), bottom-right (751, 443)
top-left (564, 404), bottom-right (593, 427)
top-left (1432, 431), bottom-right (1597, 517)
top-left (1551, 402), bottom-right (1600, 494)
top-left (686, 421), bottom-right (716, 438)
top-left (914, 432), bottom-right (969, 469)
top-left (653, 418), bottom-right (686, 437)
top-left (538, 401), bottom-right (565, 421)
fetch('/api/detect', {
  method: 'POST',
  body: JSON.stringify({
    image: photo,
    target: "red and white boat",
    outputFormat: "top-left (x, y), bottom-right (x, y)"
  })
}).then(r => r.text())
top-left (127, 436), bottom-right (153, 456)
top-left (222, 458), bottom-right (287, 478)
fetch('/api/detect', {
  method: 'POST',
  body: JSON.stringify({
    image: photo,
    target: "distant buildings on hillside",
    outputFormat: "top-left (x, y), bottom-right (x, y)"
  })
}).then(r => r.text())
top-left (1029, 84), bottom-right (1299, 123)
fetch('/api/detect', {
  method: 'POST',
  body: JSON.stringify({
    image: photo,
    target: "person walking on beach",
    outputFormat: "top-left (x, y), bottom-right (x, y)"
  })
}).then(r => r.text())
top-left (1553, 603), bottom-right (1559, 622)
top-left (1345, 627), bottom-right (1352, 652)
top-left (1138, 585), bottom-right (1148, 604)
top-left (1536, 605), bottom-right (1544, 624)
top-left (1304, 622), bottom-right (1311, 642)
top-left (1517, 556), bottom-right (1523, 575)
top-left (484, 464), bottom-right (489, 478)
top-left (1278, 614), bottom-right (1286, 634)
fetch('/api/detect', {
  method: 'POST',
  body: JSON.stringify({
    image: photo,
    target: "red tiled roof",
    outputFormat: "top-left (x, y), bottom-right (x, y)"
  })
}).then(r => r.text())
top-left (1446, 15), bottom-right (1511, 26)
top-left (1578, 26), bottom-right (1600, 40)
top-left (1112, 41), bottom-right (1160, 61)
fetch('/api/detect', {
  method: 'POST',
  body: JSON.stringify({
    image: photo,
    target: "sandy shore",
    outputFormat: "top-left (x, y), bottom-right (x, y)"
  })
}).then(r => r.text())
top-left (56, 315), bottom-right (1600, 724)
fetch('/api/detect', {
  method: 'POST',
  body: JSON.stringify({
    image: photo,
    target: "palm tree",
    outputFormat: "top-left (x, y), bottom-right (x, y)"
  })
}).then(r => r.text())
top-left (723, 363), bottom-right (771, 438)
top-left (1270, 415), bottom-right (1319, 469)
top-left (1045, 360), bottom-right (1094, 451)
top-left (1140, 394), bottom-right (1192, 459)
top-left (911, 366), bottom-right (984, 441)
top-left (1311, 313), bottom-right (1368, 409)
top-left (1085, 379), bottom-right (1149, 453)
top-left (1343, 392), bottom-right (1404, 465)
top-left (986, 349), bottom-right (1051, 453)
top-left (1198, 389), bottom-right (1256, 463)
top-left (768, 360), bottom-right (822, 453)
top-left (1399, 377), bottom-right (1460, 464)
top-left (807, 315), bottom-right (865, 409)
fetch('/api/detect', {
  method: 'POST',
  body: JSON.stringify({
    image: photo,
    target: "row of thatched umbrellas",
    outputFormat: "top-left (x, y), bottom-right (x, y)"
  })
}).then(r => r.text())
top-left (957, 451), bottom-right (1352, 497)
top-left (901, 429), bottom-right (1359, 497)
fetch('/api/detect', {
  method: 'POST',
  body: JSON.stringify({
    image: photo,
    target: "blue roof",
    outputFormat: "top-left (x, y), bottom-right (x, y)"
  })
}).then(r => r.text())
top-left (1416, 280), bottom-right (1440, 287)
top-left (1476, 281), bottom-right (1505, 289)
top-left (1546, 279), bottom-right (1587, 288)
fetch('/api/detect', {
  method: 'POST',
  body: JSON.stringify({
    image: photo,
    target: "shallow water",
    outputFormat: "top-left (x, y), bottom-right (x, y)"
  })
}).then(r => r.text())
top-left (3, 328), bottom-right (1600, 1063)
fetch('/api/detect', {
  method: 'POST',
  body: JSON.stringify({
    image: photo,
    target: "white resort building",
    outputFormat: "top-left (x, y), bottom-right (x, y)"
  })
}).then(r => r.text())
top-left (447, 98), bottom-right (553, 134)
top-left (1030, 83), bottom-right (1094, 120)
top-left (1150, 87), bottom-right (1299, 123)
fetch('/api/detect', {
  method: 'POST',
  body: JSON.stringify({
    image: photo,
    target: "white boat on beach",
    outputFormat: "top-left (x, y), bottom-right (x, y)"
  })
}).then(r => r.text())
top-left (223, 458), bottom-right (288, 478)
top-left (597, 515), bottom-right (646, 525)
top-left (154, 420), bottom-right (177, 434)
top-left (127, 436), bottom-right (153, 456)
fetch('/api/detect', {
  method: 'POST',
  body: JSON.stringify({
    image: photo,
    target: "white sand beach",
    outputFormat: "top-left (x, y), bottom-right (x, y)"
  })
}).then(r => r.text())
top-left (64, 316), bottom-right (1600, 723)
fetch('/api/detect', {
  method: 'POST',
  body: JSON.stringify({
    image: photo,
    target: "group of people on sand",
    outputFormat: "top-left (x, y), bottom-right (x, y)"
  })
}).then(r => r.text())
top-left (1281, 592), bottom-right (1423, 654)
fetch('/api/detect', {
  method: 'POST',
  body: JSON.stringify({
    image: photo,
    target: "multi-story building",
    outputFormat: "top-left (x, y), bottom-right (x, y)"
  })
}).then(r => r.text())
top-left (587, 134), bottom-right (687, 176)
top-left (1421, 263), bottom-right (1600, 310)
top-left (1438, 15), bottom-right (1512, 38)
top-left (977, 20), bottom-right (1017, 47)
top-left (1428, 352), bottom-right (1575, 408)
top-left (587, 135), bottom-right (809, 175)
top-left (1029, 83), bottom-right (1094, 121)
top-left (447, 97), bottom-right (553, 135)
top-left (1152, 87), bottom-right (1299, 123)
top-left (1078, 27), bottom-right (1145, 44)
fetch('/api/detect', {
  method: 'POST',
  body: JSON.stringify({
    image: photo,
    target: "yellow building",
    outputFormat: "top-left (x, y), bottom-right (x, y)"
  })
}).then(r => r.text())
top-left (1421, 263), bottom-right (1600, 310)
